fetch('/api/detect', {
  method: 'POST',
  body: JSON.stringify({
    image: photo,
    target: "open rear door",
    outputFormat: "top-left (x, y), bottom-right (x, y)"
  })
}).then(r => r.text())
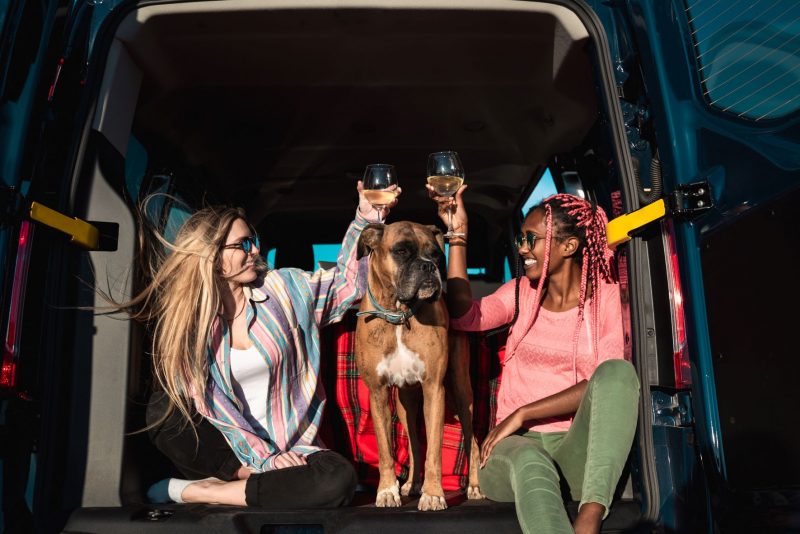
top-left (0, 1), bottom-right (61, 531)
top-left (613, 0), bottom-right (800, 530)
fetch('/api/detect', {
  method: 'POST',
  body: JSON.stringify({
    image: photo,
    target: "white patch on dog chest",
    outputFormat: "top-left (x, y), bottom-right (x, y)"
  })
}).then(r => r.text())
top-left (375, 326), bottom-right (426, 387)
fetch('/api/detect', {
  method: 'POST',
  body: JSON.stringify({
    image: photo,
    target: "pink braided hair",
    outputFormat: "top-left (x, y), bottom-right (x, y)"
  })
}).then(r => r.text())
top-left (536, 194), bottom-right (616, 383)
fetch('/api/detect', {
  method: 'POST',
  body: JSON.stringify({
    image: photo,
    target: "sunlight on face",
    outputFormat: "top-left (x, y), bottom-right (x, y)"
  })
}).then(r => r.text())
top-left (220, 218), bottom-right (260, 286)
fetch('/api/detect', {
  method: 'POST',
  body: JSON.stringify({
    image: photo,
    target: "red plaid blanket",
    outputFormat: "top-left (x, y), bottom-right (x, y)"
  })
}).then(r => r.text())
top-left (319, 312), bottom-right (507, 491)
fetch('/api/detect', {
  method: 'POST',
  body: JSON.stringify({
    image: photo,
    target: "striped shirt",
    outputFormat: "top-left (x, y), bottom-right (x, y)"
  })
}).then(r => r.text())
top-left (192, 211), bottom-right (369, 472)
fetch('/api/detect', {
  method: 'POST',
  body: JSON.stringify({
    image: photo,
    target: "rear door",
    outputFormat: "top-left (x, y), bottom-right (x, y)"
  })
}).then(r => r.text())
top-left (616, 0), bottom-right (800, 530)
top-left (0, 1), bottom-right (107, 532)
top-left (0, 0), bottom-right (62, 531)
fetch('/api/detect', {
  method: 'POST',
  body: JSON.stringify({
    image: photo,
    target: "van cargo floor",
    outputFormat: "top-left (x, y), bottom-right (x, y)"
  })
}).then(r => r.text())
top-left (65, 492), bottom-right (644, 533)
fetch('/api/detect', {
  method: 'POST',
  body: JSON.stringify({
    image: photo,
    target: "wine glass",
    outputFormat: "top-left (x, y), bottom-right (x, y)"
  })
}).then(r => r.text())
top-left (362, 164), bottom-right (398, 223)
top-left (427, 151), bottom-right (465, 239)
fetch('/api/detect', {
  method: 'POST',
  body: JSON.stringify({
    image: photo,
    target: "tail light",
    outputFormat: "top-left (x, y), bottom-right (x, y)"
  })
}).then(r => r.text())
top-left (1, 221), bottom-right (34, 391)
top-left (662, 218), bottom-right (691, 388)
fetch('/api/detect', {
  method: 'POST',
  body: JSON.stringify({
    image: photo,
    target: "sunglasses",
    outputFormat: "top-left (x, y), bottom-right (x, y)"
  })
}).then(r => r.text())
top-left (514, 231), bottom-right (539, 250)
top-left (222, 235), bottom-right (260, 254)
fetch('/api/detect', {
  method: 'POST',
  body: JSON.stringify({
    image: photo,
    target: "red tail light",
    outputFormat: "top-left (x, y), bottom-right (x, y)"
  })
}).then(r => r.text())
top-left (663, 219), bottom-right (691, 388)
top-left (2, 221), bottom-right (34, 390)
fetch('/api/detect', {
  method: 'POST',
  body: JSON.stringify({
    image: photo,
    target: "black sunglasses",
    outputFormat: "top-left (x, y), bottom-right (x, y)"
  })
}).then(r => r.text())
top-left (222, 235), bottom-right (260, 254)
top-left (514, 231), bottom-right (539, 250)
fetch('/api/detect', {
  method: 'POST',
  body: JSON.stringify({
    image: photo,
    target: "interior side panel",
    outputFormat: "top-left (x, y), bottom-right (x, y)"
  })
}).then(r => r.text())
top-left (701, 185), bottom-right (800, 489)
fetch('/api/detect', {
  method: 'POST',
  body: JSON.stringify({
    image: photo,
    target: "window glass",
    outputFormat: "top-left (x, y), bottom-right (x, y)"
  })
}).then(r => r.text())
top-left (504, 258), bottom-right (513, 283)
top-left (163, 205), bottom-right (191, 244)
top-left (124, 136), bottom-right (148, 202)
top-left (313, 244), bottom-right (341, 268)
top-left (265, 245), bottom-right (340, 270)
top-left (685, 0), bottom-right (800, 121)
top-left (520, 168), bottom-right (558, 217)
top-left (507, 168), bottom-right (561, 282)
top-left (266, 243), bottom-right (486, 275)
top-left (442, 244), bottom-right (485, 275)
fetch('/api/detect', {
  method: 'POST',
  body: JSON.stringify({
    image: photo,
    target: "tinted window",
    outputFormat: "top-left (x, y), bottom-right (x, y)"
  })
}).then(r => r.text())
top-left (685, 0), bottom-right (800, 121)
top-left (520, 168), bottom-right (558, 217)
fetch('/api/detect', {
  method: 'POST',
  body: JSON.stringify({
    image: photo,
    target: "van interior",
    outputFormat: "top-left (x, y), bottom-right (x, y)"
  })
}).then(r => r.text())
top-left (55, 1), bottom-right (662, 532)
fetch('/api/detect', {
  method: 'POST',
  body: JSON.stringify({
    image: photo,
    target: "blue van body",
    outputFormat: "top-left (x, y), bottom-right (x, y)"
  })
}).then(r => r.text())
top-left (1, 0), bottom-right (798, 532)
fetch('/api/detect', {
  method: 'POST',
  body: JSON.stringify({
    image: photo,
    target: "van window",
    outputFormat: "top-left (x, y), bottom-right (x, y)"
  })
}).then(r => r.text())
top-left (686, 0), bottom-right (800, 121)
top-left (266, 243), bottom-right (488, 276)
top-left (504, 259), bottom-right (513, 283)
top-left (520, 168), bottom-right (558, 217)
top-left (265, 244), bottom-right (342, 271)
top-left (504, 167), bottom-right (561, 282)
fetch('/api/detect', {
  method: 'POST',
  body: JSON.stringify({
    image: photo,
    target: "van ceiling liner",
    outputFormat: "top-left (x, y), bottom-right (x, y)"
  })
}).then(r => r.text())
top-left (113, 0), bottom-right (596, 222)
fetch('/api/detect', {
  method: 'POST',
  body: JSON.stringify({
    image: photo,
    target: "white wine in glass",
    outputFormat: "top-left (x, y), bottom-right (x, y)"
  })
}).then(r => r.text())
top-left (427, 175), bottom-right (464, 197)
top-left (362, 190), bottom-right (398, 207)
top-left (427, 151), bottom-right (465, 238)
top-left (362, 164), bottom-right (398, 223)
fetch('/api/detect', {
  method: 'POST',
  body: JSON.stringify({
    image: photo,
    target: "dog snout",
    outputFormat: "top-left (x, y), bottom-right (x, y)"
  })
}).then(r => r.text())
top-left (418, 261), bottom-right (436, 273)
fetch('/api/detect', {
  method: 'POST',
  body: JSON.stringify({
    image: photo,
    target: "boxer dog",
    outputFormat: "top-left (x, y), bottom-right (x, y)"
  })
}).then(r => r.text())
top-left (356, 221), bottom-right (483, 511)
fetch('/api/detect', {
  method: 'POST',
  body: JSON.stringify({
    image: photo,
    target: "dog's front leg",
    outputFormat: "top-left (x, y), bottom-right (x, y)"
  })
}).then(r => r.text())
top-left (419, 381), bottom-right (447, 511)
top-left (370, 385), bottom-right (401, 507)
top-left (397, 387), bottom-right (423, 497)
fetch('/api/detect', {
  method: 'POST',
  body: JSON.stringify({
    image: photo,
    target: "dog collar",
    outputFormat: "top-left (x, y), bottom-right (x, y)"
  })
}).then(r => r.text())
top-left (356, 285), bottom-right (421, 326)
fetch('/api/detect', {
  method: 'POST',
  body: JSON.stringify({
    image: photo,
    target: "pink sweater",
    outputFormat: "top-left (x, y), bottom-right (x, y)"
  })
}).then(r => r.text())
top-left (451, 279), bottom-right (624, 433)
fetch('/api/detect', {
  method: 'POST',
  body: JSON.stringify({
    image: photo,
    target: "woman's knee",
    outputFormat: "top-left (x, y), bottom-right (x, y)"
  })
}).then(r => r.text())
top-left (480, 437), bottom-right (559, 502)
top-left (311, 452), bottom-right (358, 506)
top-left (493, 436), bottom-right (557, 477)
top-left (591, 359), bottom-right (639, 390)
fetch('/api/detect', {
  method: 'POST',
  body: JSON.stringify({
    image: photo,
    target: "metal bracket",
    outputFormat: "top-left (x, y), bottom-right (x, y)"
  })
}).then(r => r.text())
top-left (666, 181), bottom-right (713, 220)
top-left (652, 389), bottom-right (694, 427)
top-left (29, 202), bottom-right (103, 250)
top-left (606, 198), bottom-right (666, 248)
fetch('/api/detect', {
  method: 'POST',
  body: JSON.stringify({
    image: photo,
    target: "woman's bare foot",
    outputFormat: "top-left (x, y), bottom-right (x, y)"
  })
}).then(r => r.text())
top-left (573, 502), bottom-right (604, 534)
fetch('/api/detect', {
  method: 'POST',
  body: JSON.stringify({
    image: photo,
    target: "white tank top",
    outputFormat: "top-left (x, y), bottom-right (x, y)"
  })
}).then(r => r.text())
top-left (229, 344), bottom-right (270, 435)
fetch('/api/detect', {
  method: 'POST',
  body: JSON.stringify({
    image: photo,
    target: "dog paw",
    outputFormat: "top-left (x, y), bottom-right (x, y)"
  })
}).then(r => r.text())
top-left (375, 482), bottom-right (401, 507)
top-left (400, 480), bottom-right (422, 497)
top-left (418, 492), bottom-right (447, 511)
top-left (467, 485), bottom-right (485, 500)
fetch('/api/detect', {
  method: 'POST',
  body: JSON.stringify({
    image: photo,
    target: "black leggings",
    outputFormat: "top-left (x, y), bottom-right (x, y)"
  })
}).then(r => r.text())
top-left (146, 391), bottom-right (357, 508)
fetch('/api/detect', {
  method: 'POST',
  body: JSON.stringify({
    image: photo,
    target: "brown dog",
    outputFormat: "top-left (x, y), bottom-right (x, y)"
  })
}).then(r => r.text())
top-left (356, 221), bottom-right (483, 511)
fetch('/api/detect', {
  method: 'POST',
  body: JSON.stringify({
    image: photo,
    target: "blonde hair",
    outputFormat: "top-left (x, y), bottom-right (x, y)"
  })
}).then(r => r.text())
top-left (115, 198), bottom-right (266, 428)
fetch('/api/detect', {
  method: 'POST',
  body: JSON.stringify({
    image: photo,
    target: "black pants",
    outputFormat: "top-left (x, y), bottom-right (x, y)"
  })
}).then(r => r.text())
top-left (147, 391), bottom-right (357, 508)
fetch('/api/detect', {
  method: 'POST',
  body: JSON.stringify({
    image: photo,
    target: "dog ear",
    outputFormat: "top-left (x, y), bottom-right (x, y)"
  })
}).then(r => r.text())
top-left (426, 225), bottom-right (448, 283)
top-left (357, 223), bottom-right (385, 259)
top-left (426, 225), bottom-right (445, 253)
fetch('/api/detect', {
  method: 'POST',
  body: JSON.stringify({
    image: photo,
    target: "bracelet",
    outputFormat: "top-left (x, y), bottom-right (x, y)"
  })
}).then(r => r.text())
top-left (448, 240), bottom-right (467, 247)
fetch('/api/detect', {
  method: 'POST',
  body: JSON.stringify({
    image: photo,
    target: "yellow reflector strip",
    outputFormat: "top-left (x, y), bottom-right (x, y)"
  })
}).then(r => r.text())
top-left (606, 199), bottom-right (667, 248)
top-left (29, 202), bottom-right (100, 250)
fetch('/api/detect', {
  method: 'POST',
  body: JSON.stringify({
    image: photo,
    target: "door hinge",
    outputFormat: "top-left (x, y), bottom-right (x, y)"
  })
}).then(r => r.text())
top-left (666, 181), bottom-right (713, 220)
top-left (652, 389), bottom-right (694, 427)
top-left (606, 180), bottom-right (714, 248)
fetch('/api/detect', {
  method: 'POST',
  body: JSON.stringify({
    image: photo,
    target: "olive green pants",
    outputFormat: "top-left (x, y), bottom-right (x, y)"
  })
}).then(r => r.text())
top-left (478, 359), bottom-right (640, 534)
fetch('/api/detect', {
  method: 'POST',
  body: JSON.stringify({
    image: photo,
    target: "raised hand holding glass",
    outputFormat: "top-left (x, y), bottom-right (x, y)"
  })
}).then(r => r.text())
top-left (427, 151), bottom-right (465, 239)
top-left (362, 164), bottom-right (398, 223)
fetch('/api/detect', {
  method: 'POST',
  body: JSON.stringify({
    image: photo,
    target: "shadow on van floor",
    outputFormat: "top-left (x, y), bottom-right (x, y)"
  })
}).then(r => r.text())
top-left (65, 491), bottom-right (646, 534)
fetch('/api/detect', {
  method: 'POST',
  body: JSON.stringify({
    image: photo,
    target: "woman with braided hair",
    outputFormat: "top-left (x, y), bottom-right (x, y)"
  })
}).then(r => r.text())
top-left (428, 186), bottom-right (639, 534)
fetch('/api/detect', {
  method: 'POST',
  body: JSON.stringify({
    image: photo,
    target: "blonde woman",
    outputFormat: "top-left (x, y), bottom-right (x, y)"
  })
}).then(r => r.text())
top-left (132, 182), bottom-right (397, 508)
